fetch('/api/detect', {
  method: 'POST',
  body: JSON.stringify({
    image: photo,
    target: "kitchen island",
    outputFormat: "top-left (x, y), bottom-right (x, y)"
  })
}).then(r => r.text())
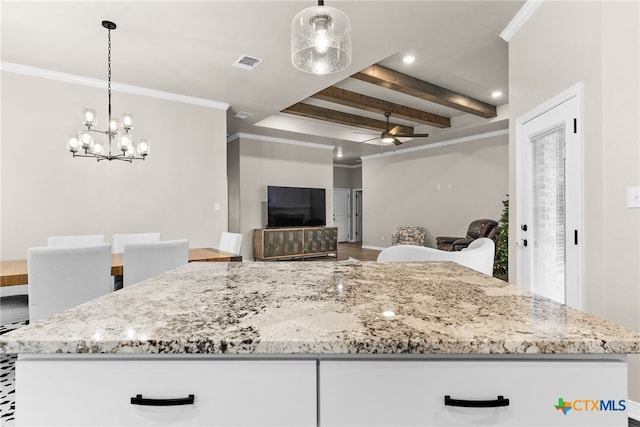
top-left (1, 261), bottom-right (640, 426)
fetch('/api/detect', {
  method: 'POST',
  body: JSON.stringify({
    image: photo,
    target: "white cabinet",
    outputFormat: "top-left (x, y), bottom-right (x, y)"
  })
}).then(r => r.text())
top-left (16, 359), bottom-right (316, 426)
top-left (319, 360), bottom-right (627, 427)
top-left (15, 357), bottom-right (629, 427)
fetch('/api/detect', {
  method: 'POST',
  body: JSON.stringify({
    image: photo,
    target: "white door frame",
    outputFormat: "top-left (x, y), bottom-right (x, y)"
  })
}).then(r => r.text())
top-left (515, 83), bottom-right (584, 309)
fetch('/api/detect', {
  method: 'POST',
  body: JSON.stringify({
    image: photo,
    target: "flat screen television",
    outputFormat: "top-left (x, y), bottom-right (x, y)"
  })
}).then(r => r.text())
top-left (267, 186), bottom-right (326, 228)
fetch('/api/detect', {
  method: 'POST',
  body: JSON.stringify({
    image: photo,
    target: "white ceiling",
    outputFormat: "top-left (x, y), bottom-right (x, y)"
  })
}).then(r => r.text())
top-left (1, 1), bottom-right (524, 165)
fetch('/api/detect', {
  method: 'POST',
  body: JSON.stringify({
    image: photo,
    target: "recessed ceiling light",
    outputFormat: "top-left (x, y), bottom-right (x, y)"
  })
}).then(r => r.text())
top-left (234, 111), bottom-right (252, 119)
top-left (491, 90), bottom-right (503, 98)
top-left (337, 151), bottom-right (343, 158)
top-left (403, 55), bottom-right (415, 64)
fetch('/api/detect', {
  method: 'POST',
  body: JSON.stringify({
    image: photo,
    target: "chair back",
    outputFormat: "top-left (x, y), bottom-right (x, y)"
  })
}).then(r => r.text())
top-left (219, 232), bottom-right (242, 255)
top-left (112, 232), bottom-right (161, 253)
top-left (28, 244), bottom-right (112, 322)
top-left (123, 239), bottom-right (189, 287)
top-left (391, 226), bottom-right (426, 246)
top-left (48, 234), bottom-right (105, 247)
top-left (377, 238), bottom-right (495, 276)
top-left (466, 219), bottom-right (499, 239)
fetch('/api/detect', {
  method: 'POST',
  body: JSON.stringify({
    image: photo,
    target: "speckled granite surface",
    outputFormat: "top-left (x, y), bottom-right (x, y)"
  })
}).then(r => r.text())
top-left (1, 261), bottom-right (640, 355)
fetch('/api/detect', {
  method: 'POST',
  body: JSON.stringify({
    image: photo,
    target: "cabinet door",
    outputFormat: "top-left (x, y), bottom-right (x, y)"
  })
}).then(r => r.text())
top-left (320, 360), bottom-right (627, 427)
top-left (263, 230), bottom-right (302, 257)
top-left (17, 359), bottom-right (316, 426)
top-left (304, 228), bottom-right (337, 254)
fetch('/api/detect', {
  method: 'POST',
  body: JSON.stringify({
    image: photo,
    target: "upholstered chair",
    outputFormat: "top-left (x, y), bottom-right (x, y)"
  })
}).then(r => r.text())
top-left (28, 244), bottom-right (112, 322)
top-left (123, 239), bottom-right (189, 287)
top-left (218, 232), bottom-right (243, 255)
top-left (436, 219), bottom-right (498, 251)
top-left (391, 226), bottom-right (427, 246)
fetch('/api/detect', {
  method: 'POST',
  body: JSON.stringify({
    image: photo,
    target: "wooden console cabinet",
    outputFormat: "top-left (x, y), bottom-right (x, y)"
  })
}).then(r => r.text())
top-left (253, 227), bottom-right (338, 260)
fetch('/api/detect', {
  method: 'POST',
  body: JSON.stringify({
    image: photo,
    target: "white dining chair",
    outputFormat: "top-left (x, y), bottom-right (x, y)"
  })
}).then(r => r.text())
top-left (377, 237), bottom-right (495, 276)
top-left (112, 232), bottom-right (161, 253)
top-left (218, 232), bottom-right (242, 255)
top-left (27, 243), bottom-right (112, 323)
top-left (48, 234), bottom-right (105, 247)
top-left (123, 239), bottom-right (189, 287)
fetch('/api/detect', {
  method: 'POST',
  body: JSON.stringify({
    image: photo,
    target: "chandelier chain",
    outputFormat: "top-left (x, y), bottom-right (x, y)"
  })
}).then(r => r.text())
top-left (107, 27), bottom-right (112, 125)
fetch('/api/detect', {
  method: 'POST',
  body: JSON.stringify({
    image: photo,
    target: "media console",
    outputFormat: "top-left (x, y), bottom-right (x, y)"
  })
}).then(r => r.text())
top-left (253, 227), bottom-right (337, 260)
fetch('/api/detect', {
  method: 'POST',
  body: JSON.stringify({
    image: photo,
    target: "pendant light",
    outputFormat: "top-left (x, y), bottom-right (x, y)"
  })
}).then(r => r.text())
top-left (67, 20), bottom-right (149, 162)
top-left (291, 0), bottom-right (352, 75)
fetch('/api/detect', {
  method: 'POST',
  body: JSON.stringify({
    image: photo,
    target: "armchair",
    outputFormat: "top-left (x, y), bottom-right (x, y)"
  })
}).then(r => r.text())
top-left (391, 226), bottom-right (427, 246)
top-left (436, 219), bottom-right (498, 251)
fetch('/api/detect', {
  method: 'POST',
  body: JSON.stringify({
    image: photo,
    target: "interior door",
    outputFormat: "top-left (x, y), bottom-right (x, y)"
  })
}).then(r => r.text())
top-left (333, 189), bottom-right (350, 242)
top-left (516, 90), bottom-right (582, 309)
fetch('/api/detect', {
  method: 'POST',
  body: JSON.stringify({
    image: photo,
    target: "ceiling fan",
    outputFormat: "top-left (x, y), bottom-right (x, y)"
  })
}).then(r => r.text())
top-left (358, 112), bottom-right (430, 145)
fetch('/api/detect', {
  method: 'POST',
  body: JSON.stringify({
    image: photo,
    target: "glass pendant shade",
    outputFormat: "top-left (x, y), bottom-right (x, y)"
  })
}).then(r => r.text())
top-left (83, 109), bottom-right (97, 127)
top-left (67, 135), bottom-right (79, 153)
top-left (291, 4), bottom-right (352, 74)
top-left (137, 138), bottom-right (150, 157)
top-left (118, 133), bottom-right (132, 152)
top-left (79, 130), bottom-right (94, 149)
top-left (121, 113), bottom-right (133, 130)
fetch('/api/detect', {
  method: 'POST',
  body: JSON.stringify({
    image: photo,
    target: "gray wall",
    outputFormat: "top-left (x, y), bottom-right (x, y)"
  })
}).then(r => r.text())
top-left (228, 136), bottom-right (334, 260)
top-left (508, 0), bottom-right (640, 400)
top-left (361, 133), bottom-right (508, 249)
top-left (1, 71), bottom-right (228, 261)
top-left (333, 165), bottom-right (362, 189)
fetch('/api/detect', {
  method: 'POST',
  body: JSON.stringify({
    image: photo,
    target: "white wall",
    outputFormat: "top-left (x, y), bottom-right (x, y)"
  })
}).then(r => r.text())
top-left (0, 71), bottom-right (228, 260)
top-left (361, 132), bottom-right (508, 249)
top-left (508, 0), bottom-right (640, 400)
top-left (228, 135), bottom-right (334, 260)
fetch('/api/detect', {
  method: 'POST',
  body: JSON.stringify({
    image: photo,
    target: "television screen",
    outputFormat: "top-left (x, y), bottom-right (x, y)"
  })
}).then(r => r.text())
top-left (267, 186), bottom-right (326, 227)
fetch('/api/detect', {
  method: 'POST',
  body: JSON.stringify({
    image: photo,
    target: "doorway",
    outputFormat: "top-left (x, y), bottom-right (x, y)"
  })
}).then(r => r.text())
top-left (516, 85), bottom-right (583, 309)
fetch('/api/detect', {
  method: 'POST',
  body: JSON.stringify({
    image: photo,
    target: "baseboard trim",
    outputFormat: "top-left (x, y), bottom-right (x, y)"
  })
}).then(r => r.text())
top-left (362, 245), bottom-right (386, 251)
top-left (628, 399), bottom-right (640, 420)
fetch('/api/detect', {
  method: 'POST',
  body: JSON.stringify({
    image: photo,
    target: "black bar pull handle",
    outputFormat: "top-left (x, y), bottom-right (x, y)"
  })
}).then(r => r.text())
top-left (131, 394), bottom-right (195, 406)
top-left (444, 395), bottom-right (510, 408)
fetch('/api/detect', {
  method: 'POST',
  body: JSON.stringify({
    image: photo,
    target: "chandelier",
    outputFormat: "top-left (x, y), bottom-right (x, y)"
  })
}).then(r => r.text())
top-left (291, 0), bottom-right (352, 75)
top-left (67, 21), bottom-right (149, 162)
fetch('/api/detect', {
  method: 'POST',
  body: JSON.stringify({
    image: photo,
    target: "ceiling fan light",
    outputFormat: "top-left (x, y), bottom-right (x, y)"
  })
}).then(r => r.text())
top-left (381, 131), bottom-right (395, 144)
top-left (291, 3), bottom-right (352, 75)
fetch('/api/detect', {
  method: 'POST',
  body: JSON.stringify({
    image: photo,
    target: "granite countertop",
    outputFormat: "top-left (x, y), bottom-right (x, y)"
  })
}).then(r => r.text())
top-left (2, 261), bottom-right (640, 355)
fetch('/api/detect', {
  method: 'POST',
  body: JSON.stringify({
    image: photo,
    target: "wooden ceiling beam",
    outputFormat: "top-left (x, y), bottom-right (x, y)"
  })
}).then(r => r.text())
top-left (352, 64), bottom-right (497, 119)
top-left (282, 103), bottom-right (414, 134)
top-left (310, 86), bottom-right (451, 128)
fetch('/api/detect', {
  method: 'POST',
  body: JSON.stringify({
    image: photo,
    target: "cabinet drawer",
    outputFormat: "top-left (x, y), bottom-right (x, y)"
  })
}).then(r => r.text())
top-left (320, 360), bottom-right (627, 427)
top-left (17, 359), bottom-right (316, 426)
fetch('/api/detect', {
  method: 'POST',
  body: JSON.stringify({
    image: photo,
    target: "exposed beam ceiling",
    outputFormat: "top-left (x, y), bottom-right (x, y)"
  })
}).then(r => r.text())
top-left (309, 87), bottom-right (451, 129)
top-left (282, 103), bottom-right (414, 134)
top-left (352, 64), bottom-right (498, 118)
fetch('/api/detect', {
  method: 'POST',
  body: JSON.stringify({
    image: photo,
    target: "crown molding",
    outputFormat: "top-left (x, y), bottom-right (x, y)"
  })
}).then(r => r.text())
top-left (360, 129), bottom-right (509, 162)
top-left (0, 62), bottom-right (230, 110)
top-left (500, 0), bottom-right (544, 42)
top-left (227, 132), bottom-right (335, 151)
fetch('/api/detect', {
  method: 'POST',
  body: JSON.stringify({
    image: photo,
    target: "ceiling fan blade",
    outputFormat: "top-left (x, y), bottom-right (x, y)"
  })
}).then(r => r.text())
top-left (388, 125), bottom-right (403, 136)
top-left (359, 137), bottom-right (380, 143)
top-left (395, 133), bottom-right (430, 138)
top-left (393, 138), bottom-right (403, 146)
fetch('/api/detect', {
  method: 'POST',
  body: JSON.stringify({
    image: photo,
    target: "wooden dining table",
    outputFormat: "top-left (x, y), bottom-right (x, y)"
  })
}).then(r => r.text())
top-left (0, 248), bottom-right (241, 287)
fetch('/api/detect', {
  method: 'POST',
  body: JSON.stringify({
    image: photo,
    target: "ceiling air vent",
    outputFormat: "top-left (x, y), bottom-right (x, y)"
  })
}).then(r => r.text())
top-left (232, 55), bottom-right (262, 70)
